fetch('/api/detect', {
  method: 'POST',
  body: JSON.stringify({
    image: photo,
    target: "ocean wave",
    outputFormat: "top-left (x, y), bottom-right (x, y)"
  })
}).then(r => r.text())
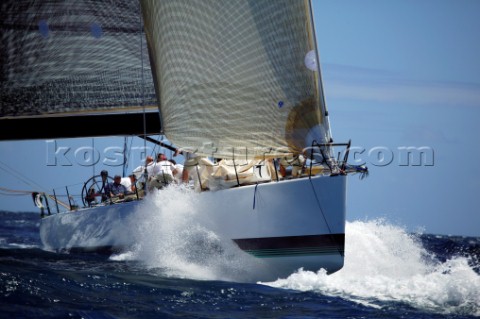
top-left (263, 219), bottom-right (480, 316)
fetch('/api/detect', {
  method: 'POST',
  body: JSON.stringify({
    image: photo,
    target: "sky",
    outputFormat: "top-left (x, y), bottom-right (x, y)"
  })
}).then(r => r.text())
top-left (1, 0), bottom-right (480, 237)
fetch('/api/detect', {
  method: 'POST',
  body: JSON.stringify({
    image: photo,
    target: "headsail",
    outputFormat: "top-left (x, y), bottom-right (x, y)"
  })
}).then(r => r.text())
top-left (141, 0), bottom-right (332, 159)
top-left (0, 0), bottom-right (160, 140)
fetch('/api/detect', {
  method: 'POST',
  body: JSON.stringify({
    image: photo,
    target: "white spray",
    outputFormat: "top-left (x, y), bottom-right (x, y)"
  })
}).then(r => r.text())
top-left (117, 185), bottom-right (269, 282)
top-left (110, 187), bottom-right (479, 315)
top-left (263, 219), bottom-right (480, 316)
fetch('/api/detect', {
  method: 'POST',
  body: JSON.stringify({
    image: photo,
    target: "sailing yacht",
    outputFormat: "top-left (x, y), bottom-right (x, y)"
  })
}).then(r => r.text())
top-left (0, 0), bottom-right (366, 281)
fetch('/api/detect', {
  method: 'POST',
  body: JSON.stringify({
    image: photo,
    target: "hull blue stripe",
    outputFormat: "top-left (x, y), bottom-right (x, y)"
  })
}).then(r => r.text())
top-left (233, 234), bottom-right (344, 258)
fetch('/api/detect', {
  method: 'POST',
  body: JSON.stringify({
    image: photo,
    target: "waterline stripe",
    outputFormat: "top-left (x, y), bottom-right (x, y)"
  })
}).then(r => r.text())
top-left (233, 234), bottom-right (344, 258)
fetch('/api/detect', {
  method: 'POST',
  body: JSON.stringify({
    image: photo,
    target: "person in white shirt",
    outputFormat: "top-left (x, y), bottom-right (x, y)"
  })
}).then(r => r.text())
top-left (120, 174), bottom-right (137, 193)
top-left (149, 153), bottom-right (177, 188)
top-left (168, 159), bottom-right (184, 184)
top-left (132, 156), bottom-right (154, 180)
top-left (120, 176), bottom-right (132, 192)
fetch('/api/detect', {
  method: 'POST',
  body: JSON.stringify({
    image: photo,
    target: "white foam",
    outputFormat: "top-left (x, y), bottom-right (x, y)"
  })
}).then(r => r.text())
top-left (0, 237), bottom-right (39, 249)
top-left (117, 187), bottom-right (479, 315)
top-left (109, 250), bottom-right (136, 261)
top-left (5, 243), bottom-right (39, 249)
top-left (124, 185), bottom-right (266, 282)
top-left (262, 219), bottom-right (480, 316)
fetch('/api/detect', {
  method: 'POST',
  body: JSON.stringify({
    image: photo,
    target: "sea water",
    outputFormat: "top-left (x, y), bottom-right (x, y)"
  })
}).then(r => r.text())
top-left (0, 189), bottom-right (479, 318)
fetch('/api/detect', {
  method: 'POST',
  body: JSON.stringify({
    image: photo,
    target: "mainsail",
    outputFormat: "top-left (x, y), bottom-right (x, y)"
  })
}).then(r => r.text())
top-left (0, 0), bottom-right (160, 140)
top-left (141, 0), bottom-right (332, 159)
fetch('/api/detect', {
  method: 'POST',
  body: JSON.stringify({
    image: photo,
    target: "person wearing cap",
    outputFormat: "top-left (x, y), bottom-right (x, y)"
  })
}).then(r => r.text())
top-left (85, 170), bottom-right (118, 204)
top-left (100, 170), bottom-right (110, 202)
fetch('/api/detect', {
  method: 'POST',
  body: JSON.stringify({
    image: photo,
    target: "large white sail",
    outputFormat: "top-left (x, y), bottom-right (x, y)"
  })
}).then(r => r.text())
top-left (141, 0), bottom-right (332, 159)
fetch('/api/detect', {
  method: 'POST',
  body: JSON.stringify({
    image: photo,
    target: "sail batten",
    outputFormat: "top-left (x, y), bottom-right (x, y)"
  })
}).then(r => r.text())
top-left (141, 0), bottom-right (331, 158)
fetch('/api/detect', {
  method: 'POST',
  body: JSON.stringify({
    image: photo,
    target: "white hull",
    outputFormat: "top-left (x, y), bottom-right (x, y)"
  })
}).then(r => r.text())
top-left (40, 175), bottom-right (347, 281)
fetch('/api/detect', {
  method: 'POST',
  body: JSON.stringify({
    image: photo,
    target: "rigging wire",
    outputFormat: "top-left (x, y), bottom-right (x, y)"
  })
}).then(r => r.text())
top-left (125, 136), bottom-right (135, 174)
top-left (0, 186), bottom-right (32, 196)
top-left (139, 4), bottom-right (150, 193)
top-left (0, 159), bottom-right (81, 212)
top-left (46, 194), bottom-right (70, 209)
top-left (92, 138), bottom-right (95, 179)
top-left (308, 178), bottom-right (344, 258)
top-left (0, 192), bottom-right (28, 197)
top-left (123, 136), bottom-right (128, 177)
top-left (0, 160), bottom-right (49, 193)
